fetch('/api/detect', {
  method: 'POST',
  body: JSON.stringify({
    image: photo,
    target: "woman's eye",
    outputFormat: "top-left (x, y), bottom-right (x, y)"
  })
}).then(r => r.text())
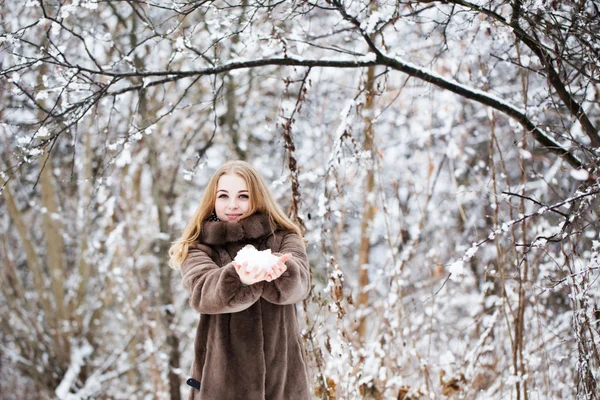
top-left (218, 194), bottom-right (228, 199)
top-left (240, 194), bottom-right (249, 199)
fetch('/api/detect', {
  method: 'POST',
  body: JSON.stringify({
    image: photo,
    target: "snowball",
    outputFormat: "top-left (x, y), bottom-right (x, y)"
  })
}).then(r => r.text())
top-left (234, 245), bottom-right (279, 273)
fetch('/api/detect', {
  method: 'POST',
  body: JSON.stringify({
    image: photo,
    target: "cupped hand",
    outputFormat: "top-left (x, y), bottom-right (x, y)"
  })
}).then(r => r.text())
top-left (264, 253), bottom-right (291, 282)
top-left (233, 261), bottom-right (268, 286)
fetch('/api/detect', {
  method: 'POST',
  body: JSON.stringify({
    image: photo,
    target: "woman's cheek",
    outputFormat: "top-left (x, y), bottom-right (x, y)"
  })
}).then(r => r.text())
top-left (214, 199), bottom-right (226, 218)
top-left (242, 200), bottom-right (250, 212)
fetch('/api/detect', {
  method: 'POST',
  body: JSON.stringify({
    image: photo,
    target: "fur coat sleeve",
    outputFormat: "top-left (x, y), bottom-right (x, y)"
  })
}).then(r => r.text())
top-left (180, 243), bottom-right (263, 314)
top-left (261, 232), bottom-right (311, 305)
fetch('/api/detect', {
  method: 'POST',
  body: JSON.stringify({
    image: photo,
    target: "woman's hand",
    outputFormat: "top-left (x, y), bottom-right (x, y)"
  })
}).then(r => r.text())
top-left (234, 254), bottom-right (291, 285)
top-left (233, 261), bottom-right (267, 286)
top-left (264, 254), bottom-right (290, 282)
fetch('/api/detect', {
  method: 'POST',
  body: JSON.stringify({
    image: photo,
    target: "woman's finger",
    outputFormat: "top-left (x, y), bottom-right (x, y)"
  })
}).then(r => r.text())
top-left (271, 266), bottom-right (284, 279)
top-left (279, 253), bottom-right (291, 263)
top-left (239, 262), bottom-right (248, 273)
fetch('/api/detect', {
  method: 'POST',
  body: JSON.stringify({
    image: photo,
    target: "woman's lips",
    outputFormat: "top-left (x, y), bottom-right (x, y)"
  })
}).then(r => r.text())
top-left (226, 214), bottom-right (242, 220)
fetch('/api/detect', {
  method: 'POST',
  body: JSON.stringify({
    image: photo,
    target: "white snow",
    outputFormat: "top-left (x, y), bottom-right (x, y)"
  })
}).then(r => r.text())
top-left (448, 260), bottom-right (465, 281)
top-left (234, 245), bottom-right (280, 272)
top-left (570, 169), bottom-right (589, 181)
top-left (55, 341), bottom-right (94, 399)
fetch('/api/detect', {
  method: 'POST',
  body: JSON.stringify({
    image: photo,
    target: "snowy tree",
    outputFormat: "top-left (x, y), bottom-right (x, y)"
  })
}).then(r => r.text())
top-left (1, 0), bottom-right (599, 399)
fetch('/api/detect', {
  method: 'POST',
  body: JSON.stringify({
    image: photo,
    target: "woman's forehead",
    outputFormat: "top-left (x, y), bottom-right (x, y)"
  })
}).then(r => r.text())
top-left (217, 173), bottom-right (248, 191)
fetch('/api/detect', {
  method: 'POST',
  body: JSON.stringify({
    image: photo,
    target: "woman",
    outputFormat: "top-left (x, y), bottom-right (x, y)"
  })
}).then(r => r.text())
top-left (169, 160), bottom-right (312, 400)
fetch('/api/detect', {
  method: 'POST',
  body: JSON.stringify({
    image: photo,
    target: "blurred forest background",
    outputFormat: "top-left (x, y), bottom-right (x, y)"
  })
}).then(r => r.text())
top-left (1, 0), bottom-right (600, 399)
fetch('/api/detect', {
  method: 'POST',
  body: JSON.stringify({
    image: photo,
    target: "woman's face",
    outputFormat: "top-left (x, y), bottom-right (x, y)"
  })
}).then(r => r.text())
top-left (215, 173), bottom-right (251, 222)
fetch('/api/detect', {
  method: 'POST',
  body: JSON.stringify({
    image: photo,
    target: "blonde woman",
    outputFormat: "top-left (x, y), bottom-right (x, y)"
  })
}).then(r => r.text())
top-left (169, 160), bottom-right (311, 400)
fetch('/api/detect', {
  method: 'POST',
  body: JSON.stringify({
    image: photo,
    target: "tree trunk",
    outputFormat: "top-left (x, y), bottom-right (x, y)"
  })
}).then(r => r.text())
top-left (357, 65), bottom-right (377, 341)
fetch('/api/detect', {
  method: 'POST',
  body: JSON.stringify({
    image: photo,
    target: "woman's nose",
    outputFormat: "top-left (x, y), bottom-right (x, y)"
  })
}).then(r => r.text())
top-left (228, 198), bottom-right (239, 209)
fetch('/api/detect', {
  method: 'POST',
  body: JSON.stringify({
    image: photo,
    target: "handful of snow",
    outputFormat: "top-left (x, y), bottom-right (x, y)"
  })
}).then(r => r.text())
top-left (234, 245), bottom-right (279, 273)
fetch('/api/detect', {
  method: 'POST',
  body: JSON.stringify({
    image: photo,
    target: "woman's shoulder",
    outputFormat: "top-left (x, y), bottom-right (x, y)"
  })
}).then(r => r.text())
top-left (273, 227), bottom-right (296, 237)
top-left (270, 228), bottom-right (305, 250)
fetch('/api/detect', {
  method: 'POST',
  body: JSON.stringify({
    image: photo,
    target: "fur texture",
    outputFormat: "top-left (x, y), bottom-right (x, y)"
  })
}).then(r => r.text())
top-left (199, 212), bottom-right (272, 245)
top-left (180, 213), bottom-right (312, 400)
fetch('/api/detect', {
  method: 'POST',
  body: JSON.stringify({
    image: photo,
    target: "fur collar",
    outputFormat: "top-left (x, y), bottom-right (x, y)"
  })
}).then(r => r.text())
top-left (199, 212), bottom-right (274, 245)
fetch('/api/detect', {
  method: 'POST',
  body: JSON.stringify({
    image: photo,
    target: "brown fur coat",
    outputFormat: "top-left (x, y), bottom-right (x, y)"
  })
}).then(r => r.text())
top-left (180, 213), bottom-right (312, 400)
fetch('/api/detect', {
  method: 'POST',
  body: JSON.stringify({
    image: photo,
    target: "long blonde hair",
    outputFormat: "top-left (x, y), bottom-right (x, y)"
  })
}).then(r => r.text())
top-left (168, 160), bottom-right (303, 269)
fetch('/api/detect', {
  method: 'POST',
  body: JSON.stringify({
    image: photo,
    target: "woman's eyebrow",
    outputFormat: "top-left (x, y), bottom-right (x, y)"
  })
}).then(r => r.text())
top-left (217, 189), bottom-right (248, 193)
